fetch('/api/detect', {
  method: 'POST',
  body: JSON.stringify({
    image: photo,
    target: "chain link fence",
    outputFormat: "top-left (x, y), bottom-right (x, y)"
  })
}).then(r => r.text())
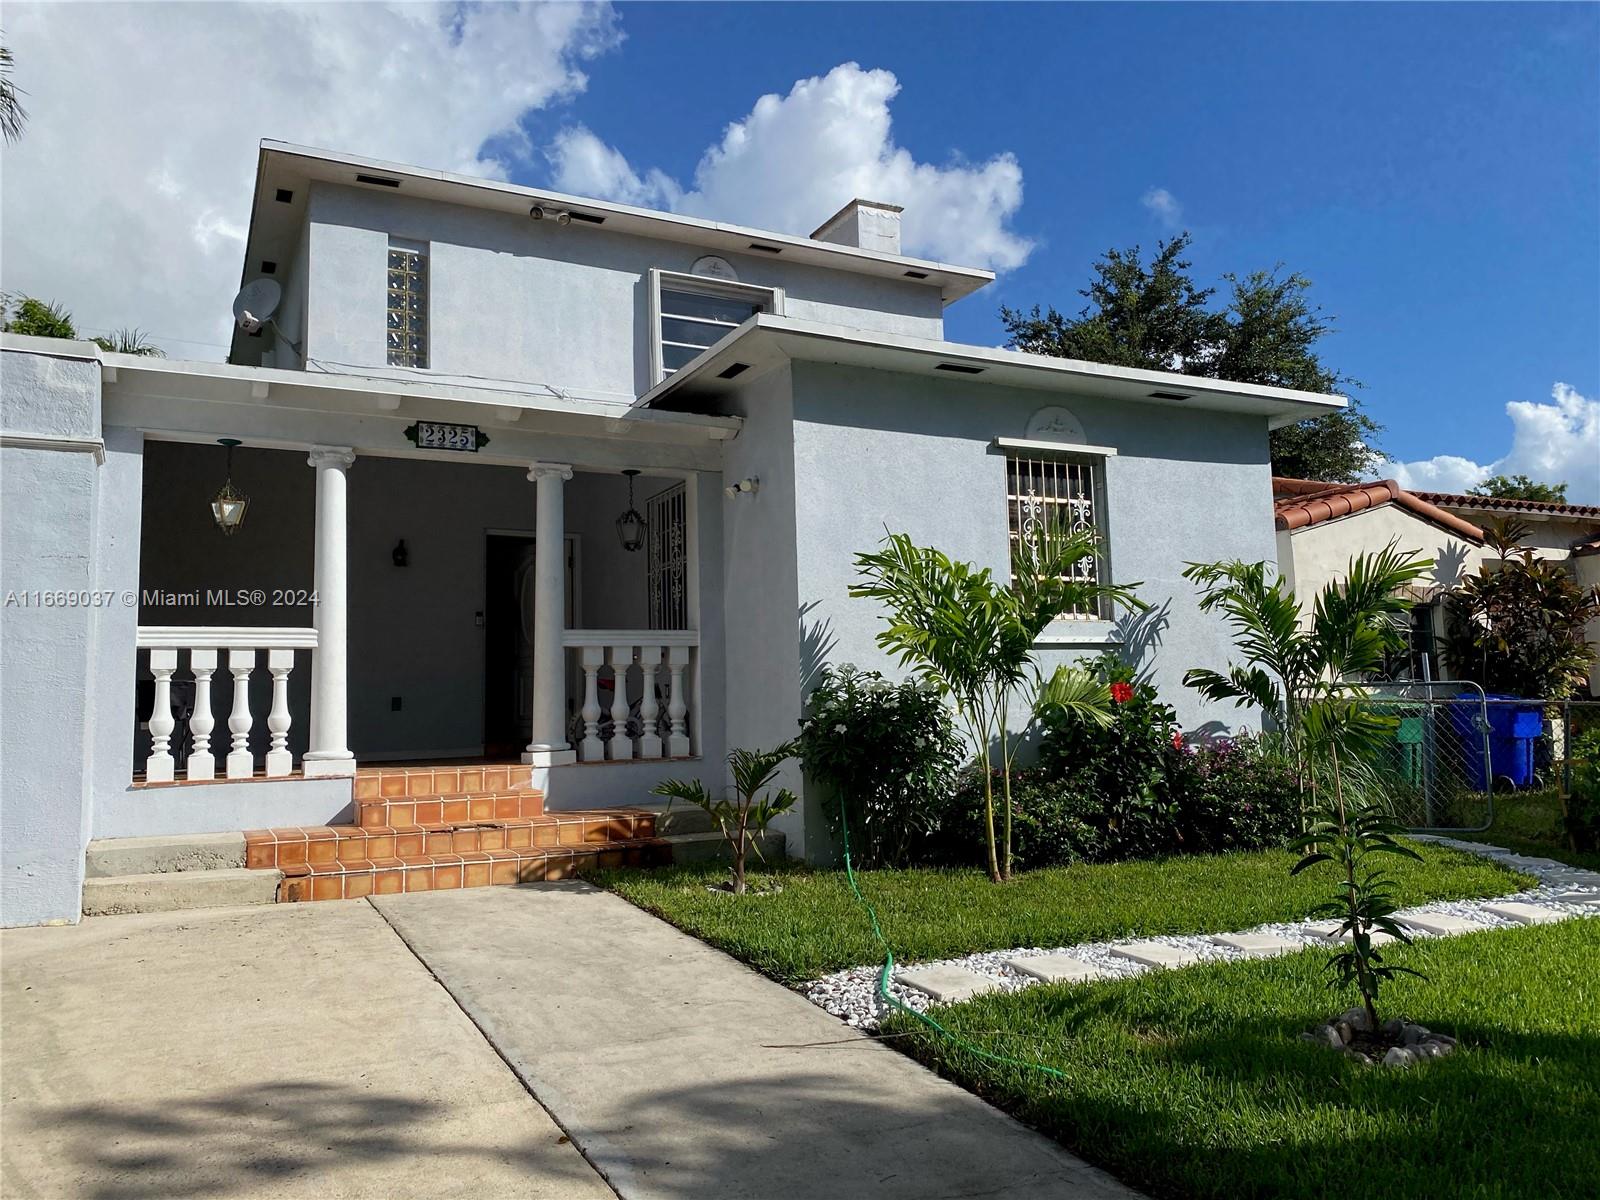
top-left (1363, 684), bottom-right (1600, 832)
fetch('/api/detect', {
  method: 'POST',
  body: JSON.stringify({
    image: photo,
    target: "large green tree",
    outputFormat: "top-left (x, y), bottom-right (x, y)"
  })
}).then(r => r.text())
top-left (1467, 474), bottom-right (1568, 504)
top-left (1001, 233), bottom-right (1382, 482)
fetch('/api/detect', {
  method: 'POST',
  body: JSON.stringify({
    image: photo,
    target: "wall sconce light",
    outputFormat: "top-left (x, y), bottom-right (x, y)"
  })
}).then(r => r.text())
top-left (723, 476), bottom-right (760, 499)
top-left (210, 438), bottom-right (249, 535)
top-left (392, 539), bottom-right (409, 568)
top-left (615, 469), bottom-right (647, 553)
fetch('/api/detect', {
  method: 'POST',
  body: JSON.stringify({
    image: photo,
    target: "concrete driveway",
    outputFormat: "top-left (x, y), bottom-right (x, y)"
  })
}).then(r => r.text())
top-left (3, 885), bottom-right (1135, 1200)
top-left (1, 901), bottom-right (609, 1199)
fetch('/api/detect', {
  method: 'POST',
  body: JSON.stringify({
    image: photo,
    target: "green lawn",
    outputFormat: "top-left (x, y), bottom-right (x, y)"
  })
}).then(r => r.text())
top-left (1455, 786), bottom-right (1600, 871)
top-left (885, 919), bottom-right (1600, 1200)
top-left (591, 843), bottom-right (1529, 983)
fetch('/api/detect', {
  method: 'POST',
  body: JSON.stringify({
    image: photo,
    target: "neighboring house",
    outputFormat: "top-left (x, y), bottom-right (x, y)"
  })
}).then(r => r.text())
top-left (0, 141), bottom-right (1343, 926)
top-left (1273, 476), bottom-right (1600, 693)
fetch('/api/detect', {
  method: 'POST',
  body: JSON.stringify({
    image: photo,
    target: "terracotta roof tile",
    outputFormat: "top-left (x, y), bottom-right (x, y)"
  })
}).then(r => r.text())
top-left (1411, 491), bottom-right (1600, 520)
top-left (1272, 477), bottom-right (1484, 542)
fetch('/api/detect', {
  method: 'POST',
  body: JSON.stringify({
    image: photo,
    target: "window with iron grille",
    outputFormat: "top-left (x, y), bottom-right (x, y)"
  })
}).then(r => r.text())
top-left (647, 482), bottom-right (688, 630)
top-left (1005, 452), bottom-right (1110, 620)
top-left (386, 241), bottom-right (428, 368)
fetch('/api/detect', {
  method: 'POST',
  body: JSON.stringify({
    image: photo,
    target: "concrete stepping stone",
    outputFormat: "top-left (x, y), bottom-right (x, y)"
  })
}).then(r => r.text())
top-left (1484, 901), bottom-right (1568, 926)
top-left (1328, 929), bottom-right (1397, 946)
top-left (893, 964), bottom-right (1000, 1003)
top-left (1398, 912), bottom-right (1493, 937)
top-left (1005, 953), bottom-right (1106, 984)
top-left (1302, 920), bottom-right (1344, 937)
top-left (1107, 942), bottom-right (1204, 970)
top-left (1209, 931), bottom-right (1301, 957)
top-left (1556, 891), bottom-right (1600, 907)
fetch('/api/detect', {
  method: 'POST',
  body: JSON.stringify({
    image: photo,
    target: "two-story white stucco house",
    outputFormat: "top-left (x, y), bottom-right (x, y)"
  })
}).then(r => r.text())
top-left (0, 141), bottom-right (1346, 927)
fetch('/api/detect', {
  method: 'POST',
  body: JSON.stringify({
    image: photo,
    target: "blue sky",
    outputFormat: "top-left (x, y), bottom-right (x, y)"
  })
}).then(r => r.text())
top-left (6, 1), bottom-right (1595, 494)
top-left (533, 2), bottom-right (1598, 488)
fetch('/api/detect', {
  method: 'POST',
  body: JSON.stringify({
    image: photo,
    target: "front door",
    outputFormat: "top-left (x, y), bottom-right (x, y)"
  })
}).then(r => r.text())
top-left (483, 533), bottom-right (575, 758)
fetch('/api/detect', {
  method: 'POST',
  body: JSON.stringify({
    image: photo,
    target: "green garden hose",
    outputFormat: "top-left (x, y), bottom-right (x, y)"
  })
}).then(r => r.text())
top-left (837, 812), bottom-right (1073, 1082)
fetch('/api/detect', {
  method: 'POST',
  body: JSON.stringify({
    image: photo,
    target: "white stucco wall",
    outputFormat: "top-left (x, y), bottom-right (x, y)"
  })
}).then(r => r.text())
top-left (787, 362), bottom-right (1280, 739)
top-left (279, 183), bottom-right (946, 399)
top-left (1, 343), bottom-right (104, 925)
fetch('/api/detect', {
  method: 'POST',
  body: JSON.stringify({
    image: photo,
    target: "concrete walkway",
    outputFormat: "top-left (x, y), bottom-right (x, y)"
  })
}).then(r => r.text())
top-left (373, 883), bottom-right (1135, 1200)
top-left (1, 901), bottom-right (612, 1199)
top-left (3, 886), bottom-right (1134, 1200)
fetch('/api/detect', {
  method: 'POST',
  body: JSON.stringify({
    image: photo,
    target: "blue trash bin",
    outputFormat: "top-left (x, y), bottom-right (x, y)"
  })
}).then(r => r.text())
top-left (1480, 695), bottom-right (1542, 789)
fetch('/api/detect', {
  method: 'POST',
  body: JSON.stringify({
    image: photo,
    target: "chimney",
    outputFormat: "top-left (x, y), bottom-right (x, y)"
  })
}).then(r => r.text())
top-left (810, 199), bottom-right (904, 256)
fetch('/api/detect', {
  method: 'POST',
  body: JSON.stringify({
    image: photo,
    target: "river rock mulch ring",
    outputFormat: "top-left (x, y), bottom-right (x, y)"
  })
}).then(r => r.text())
top-left (1302, 1006), bottom-right (1459, 1067)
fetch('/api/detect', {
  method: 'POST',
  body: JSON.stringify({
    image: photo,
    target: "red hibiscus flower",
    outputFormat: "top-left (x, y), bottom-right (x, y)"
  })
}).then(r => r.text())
top-left (1172, 731), bottom-right (1185, 750)
top-left (1109, 682), bottom-right (1134, 704)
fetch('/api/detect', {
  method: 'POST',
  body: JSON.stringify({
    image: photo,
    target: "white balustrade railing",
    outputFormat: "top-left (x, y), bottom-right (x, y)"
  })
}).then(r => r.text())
top-left (136, 627), bottom-right (318, 782)
top-left (563, 630), bottom-right (698, 763)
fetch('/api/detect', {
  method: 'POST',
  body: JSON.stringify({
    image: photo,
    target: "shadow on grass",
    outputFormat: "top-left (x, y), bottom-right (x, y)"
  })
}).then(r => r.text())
top-left (17, 1080), bottom-right (598, 1200)
top-left (890, 979), bottom-right (1600, 1200)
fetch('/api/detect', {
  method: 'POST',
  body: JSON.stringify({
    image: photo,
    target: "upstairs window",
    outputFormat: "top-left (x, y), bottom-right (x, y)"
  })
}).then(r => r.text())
top-left (651, 270), bottom-right (780, 383)
top-left (1005, 451), bottom-right (1111, 620)
top-left (387, 239), bottom-right (428, 368)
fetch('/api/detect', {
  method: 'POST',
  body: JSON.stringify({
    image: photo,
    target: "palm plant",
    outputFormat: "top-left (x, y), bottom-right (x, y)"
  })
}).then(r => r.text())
top-left (651, 742), bottom-right (798, 894)
top-left (91, 328), bottom-right (165, 357)
top-left (1, 39), bottom-right (26, 144)
top-left (1184, 544), bottom-right (1433, 1025)
top-left (851, 524), bottom-right (1139, 881)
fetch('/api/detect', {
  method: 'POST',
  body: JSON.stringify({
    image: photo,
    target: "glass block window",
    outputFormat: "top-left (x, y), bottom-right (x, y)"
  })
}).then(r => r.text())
top-left (387, 241), bottom-right (428, 368)
top-left (1006, 452), bottom-right (1109, 620)
top-left (653, 272), bottom-right (778, 382)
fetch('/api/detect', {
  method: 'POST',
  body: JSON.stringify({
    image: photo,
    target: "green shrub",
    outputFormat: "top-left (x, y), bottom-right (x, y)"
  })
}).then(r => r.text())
top-left (1565, 727), bottom-right (1600, 852)
top-left (797, 665), bottom-right (966, 867)
top-left (1036, 657), bottom-right (1186, 858)
top-left (1178, 735), bottom-right (1301, 854)
top-left (940, 767), bottom-right (1105, 870)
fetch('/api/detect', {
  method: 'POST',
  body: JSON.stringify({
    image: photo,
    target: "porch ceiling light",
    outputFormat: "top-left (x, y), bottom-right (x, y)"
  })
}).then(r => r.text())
top-left (616, 469), bottom-right (647, 554)
top-left (210, 438), bottom-right (249, 536)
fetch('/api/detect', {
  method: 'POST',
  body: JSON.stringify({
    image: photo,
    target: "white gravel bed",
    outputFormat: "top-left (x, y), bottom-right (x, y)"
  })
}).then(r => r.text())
top-left (803, 838), bottom-right (1599, 1030)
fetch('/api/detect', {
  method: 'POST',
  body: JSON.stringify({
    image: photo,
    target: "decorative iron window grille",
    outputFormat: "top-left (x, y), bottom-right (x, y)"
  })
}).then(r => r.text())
top-left (1005, 452), bottom-right (1109, 620)
top-left (386, 242), bottom-right (428, 368)
top-left (647, 482), bottom-right (688, 630)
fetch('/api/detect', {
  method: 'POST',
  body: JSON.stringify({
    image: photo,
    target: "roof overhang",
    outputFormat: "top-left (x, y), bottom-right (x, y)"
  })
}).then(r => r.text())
top-left (636, 314), bottom-right (1349, 428)
top-left (232, 141), bottom-right (994, 361)
top-left (92, 350), bottom-right (741, 461)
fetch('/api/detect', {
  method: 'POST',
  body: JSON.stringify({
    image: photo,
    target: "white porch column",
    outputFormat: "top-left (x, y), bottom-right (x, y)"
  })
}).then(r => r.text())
top-left (524, 462), bottom-right (576, 766)
top-left (303, 446), bottom-right (357, 777)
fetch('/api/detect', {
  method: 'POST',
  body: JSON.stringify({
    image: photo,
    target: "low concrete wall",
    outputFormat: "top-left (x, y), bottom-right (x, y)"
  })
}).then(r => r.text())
top-left (1, 340), bottom-right (104, 926)
top-left (92, 779), bottom-right (356, 839)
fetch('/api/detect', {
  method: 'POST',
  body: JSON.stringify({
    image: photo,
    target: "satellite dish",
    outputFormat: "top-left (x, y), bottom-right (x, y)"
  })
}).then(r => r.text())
top-left (232, 278), bottom-right (282, 333)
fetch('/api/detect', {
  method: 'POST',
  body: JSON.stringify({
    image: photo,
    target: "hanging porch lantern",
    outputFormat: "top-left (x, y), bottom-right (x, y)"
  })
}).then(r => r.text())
top-left (615, 468), bottom-right (647, 553)
top-left (210, 438), bottom-right (250, 535)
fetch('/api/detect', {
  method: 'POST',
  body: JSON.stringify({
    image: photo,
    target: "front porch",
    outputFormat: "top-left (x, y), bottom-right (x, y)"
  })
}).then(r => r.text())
top-left (127, 441), bottom-right (716, 812)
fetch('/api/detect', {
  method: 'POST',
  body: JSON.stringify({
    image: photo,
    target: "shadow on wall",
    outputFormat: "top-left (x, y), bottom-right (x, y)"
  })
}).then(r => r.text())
top-left (1114, 600), bottom-right (1171, 685)
top-left (1434, 540), bottom-right (1473, 589)
top-left (798, 599), bottom-right (838, 697)
top-left (18, 1080), bottom-right (599, 1200)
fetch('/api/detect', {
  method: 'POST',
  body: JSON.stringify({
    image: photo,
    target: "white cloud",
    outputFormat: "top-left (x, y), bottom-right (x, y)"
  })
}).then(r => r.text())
top-left (1379, 383), bottom-right (1600, 503)
top-left (547, 63), bottom-right (1033, 272)
top-left (1141, 187), bottom-right (1183, 230)
top-left (1, 1), bottom-right (620, 359)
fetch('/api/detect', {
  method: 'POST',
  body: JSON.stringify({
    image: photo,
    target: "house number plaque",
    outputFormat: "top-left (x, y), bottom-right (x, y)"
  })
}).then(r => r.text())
top-left (405, 420), bottom-right (489, 453)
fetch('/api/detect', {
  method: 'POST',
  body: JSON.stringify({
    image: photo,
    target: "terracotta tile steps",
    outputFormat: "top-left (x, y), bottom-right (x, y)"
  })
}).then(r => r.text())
top-left (276, 838), bottom-right (672, 902)
top-left (246, 763), bottom-right (672, 903)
